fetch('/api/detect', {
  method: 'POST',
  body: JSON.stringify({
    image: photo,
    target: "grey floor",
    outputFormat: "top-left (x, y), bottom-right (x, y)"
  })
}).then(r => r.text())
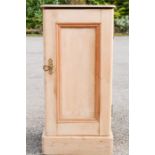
top-left (26, 36), bottom-right (129, 155)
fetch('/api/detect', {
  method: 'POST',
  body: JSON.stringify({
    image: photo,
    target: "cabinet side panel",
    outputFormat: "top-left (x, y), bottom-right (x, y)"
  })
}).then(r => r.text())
top-left (100, 9), bottom-right (114, 135)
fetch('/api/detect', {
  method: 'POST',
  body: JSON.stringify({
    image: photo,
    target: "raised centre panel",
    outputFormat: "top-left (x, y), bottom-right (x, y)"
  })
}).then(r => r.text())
top-left (56, 23), bottom-right (100, 123)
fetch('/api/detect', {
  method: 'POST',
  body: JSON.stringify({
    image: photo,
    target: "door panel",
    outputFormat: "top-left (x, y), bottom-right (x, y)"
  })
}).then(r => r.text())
top-left (56, 23), bottom-right (100, 135)
top-left (60, 27), bottom-right (95, 121)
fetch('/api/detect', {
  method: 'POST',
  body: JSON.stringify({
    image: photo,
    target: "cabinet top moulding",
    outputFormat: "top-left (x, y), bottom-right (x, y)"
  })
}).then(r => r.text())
top-left (41, 5), bottom-right (115, 9)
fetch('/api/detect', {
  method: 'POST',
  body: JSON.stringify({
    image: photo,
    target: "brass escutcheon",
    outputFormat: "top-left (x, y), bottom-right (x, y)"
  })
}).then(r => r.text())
top-left (43, 58), bottom-right (54, 75)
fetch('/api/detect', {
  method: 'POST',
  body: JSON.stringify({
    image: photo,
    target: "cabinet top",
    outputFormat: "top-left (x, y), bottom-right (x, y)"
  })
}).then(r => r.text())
top-left (41, 5), bottom-right (115, 9)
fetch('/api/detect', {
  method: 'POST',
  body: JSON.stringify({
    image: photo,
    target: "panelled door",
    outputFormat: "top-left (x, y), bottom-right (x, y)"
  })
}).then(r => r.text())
top-left (43, 9), bottom-right (113, 136)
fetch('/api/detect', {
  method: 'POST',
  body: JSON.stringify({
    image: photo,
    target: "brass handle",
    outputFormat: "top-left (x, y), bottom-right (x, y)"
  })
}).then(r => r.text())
top-left (43, 58), bottom-right (54, 75)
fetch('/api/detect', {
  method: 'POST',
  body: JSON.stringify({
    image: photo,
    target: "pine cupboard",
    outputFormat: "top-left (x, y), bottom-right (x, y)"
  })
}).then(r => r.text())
top-left (42, 5), bottom-right (115, 155)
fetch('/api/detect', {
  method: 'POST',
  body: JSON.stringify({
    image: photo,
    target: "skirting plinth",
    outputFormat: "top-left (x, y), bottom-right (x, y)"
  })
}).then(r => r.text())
top-left (42, 131), bottom-right (113, 155)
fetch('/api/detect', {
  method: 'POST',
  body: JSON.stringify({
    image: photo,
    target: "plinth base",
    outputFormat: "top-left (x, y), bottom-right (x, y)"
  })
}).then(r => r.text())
top-left (42, 131), bottom-right (113, 155)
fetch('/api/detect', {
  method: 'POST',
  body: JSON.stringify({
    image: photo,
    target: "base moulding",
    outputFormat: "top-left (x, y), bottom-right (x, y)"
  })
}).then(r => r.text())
top-left (42, 131), bottom-right (113, 155)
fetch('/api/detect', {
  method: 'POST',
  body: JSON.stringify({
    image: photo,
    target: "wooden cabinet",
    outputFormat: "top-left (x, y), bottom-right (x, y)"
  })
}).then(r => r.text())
top-left (42, 5), bottom-right (114, 155)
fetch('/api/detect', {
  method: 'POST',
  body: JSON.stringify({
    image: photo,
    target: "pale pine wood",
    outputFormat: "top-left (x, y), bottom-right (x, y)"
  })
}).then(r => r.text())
top-left (41, 4), bottom-right (115, 9)
top-left (43, 9), bottom-right (57, 135)
top-left (56, 23), bottom-right (100, 123)
top-left (44, 9), bottom-right (102, 135)
top-left (56, 23), bottom-right (100, 135)
top-left (100, 9), bottom-right (114, 135)
top-left (46, 9), bottom-right (101, 23)
top-left (42, 6), bottom-right (114, 155)
top-left (57, 122), bottom-right (99, 135)
top-left (59, 27), bottom-right (95, 120)
top-left (42, 131), bottom-right (113, 155)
